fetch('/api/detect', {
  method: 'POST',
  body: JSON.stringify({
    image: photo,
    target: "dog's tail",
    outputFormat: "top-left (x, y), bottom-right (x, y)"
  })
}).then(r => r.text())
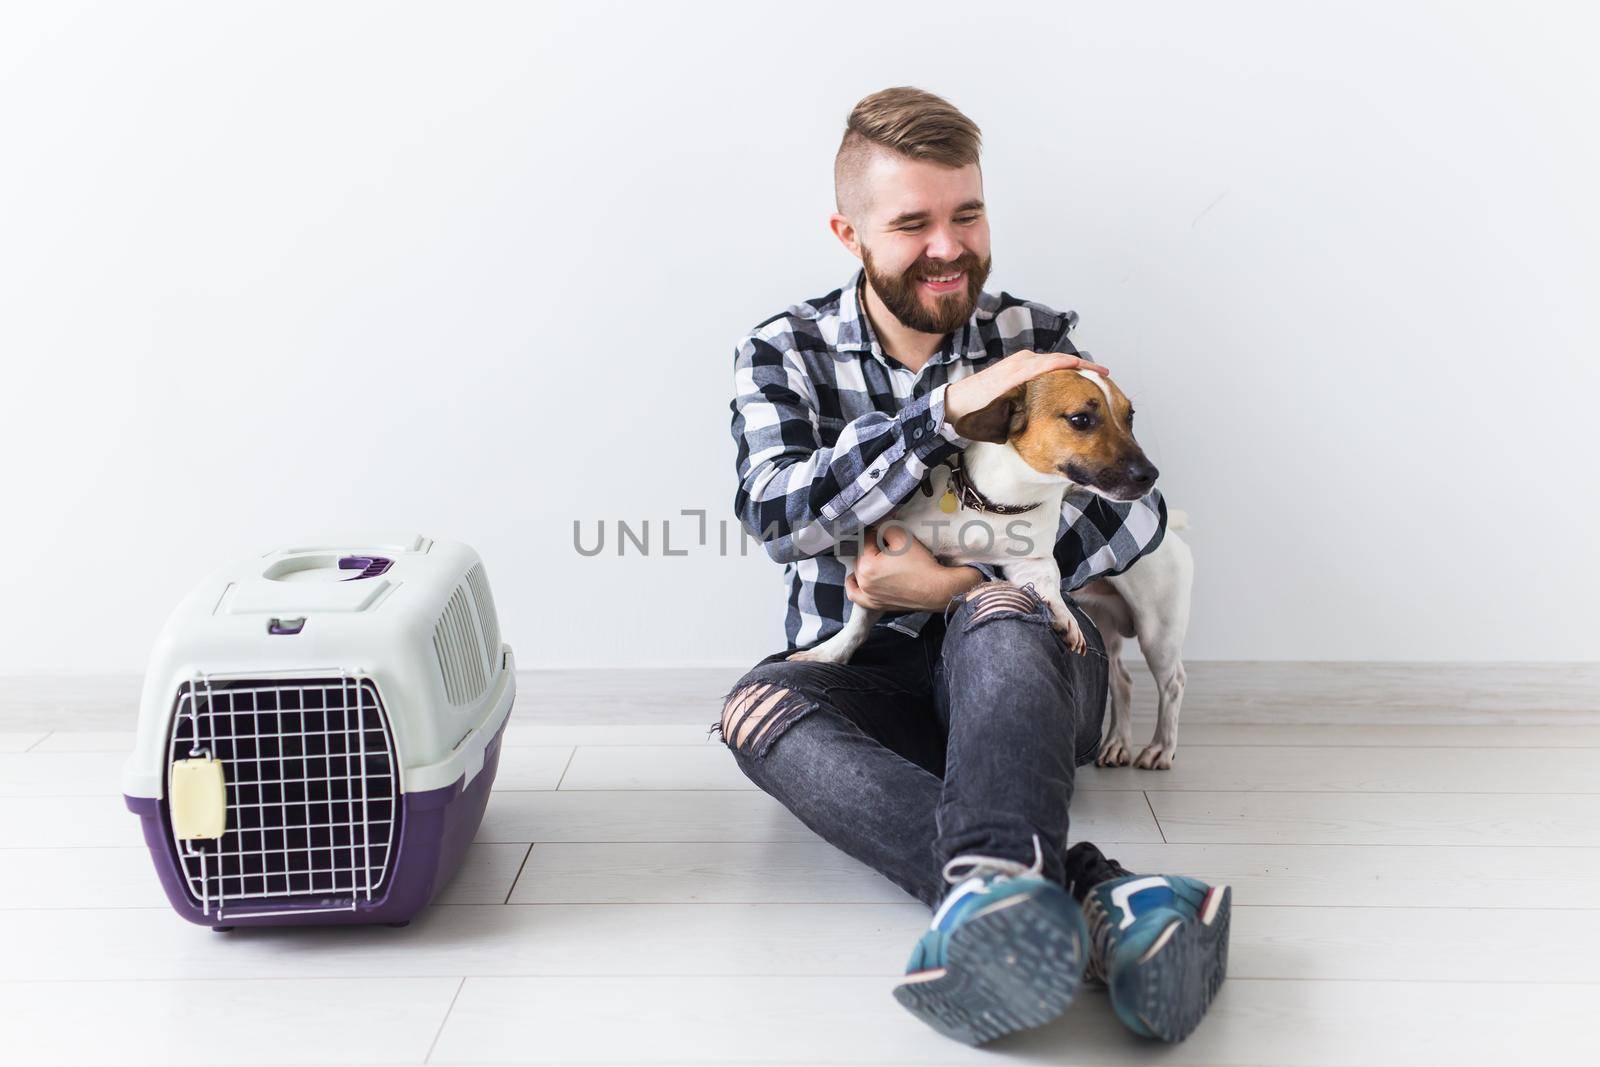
top-left (1167, 507), bottom-right (1191, 532)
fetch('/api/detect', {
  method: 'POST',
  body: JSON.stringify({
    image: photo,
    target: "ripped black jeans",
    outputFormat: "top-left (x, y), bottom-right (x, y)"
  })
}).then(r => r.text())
top-left (716, 580), bottom-right (1123, 910)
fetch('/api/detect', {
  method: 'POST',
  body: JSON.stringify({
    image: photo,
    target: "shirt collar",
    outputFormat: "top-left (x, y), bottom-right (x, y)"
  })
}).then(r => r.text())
top-left (835, 267), bottom-right (996, 368)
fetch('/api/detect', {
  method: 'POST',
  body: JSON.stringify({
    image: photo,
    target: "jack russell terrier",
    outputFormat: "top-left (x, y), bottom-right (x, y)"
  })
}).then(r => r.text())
top-left (790, 368), bottom-right (1194, 770)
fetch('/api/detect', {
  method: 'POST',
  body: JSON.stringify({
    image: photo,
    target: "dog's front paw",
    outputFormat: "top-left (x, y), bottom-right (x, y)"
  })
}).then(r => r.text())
top-left (1133, 742), bottom-right (1177, 770)
top-left (1097, 734), bottom-right (1134, 767)
top-left (1049, 605), bottom-right (1088, 656)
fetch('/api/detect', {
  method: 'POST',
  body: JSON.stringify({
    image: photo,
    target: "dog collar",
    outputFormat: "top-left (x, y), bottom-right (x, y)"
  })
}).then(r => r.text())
top-left (942, 454), bottom-right (1042, 516)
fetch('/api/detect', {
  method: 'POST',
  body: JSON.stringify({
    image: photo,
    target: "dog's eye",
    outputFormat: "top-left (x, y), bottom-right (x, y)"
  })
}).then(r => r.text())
top-left (1064, 414), bottom-right (1092, 430)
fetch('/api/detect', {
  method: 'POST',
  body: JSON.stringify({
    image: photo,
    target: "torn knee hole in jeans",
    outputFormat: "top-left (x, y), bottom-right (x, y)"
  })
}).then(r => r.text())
top-left (716, 680), bottom-right (817, 756)
top-left (958, 581), bottom-right (1044, 630)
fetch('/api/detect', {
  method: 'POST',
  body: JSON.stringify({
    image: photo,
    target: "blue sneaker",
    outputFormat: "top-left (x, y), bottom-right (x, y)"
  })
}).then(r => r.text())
top-left (892, 838), bottom-right (1088, 1046)
top-left (1082, 874), bottom-right (1232, 1042)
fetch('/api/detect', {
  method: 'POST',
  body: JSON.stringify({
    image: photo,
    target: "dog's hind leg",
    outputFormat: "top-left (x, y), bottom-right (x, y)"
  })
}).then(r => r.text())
top-left (1107, 535), bottom-right (1194, 771)
top-left (789, 595), bottom-right (879, 663)
top-left (1133, 642), bottom-right (1186, 770)
top-left (1078, 581), bottom-right (1136, 767)
top-left (1096, 627), bottom-right (1136, 767)
top-left (788, 608), bottom-right (878, 663)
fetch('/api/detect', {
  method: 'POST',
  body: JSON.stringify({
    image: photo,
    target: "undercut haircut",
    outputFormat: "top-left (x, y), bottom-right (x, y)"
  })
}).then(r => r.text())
top-left (834, 87), bottom-right (983, 217)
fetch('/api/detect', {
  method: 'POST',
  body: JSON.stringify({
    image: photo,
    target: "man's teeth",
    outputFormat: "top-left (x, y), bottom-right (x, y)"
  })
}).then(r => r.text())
top-left (925, 273), bottom-right (962, 283)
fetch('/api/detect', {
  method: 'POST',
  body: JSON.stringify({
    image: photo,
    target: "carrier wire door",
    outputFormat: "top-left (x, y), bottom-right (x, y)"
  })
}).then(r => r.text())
top-left (167, 674), bottom-right (399, 920)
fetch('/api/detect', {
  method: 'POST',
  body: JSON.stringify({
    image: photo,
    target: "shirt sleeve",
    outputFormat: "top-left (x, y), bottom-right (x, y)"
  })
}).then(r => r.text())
top-left (731, 334), bottom-right (964, 564)
top-left (1057, 487), bottom-right (1168, 592)
top-left (1043, 308), bottom-right (1082, 356)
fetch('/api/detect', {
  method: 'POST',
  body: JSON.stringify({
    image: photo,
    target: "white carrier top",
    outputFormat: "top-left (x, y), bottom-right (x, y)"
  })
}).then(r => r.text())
top-left (122, 534), bottom-right (514, 800)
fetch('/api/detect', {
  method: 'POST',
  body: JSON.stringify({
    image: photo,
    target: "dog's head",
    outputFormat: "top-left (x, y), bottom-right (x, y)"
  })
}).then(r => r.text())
top-left (952, 369), bottom-right (1159, 501)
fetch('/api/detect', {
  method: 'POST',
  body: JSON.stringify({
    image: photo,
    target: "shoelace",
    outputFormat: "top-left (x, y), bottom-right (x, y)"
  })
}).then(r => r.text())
top-left (940, 833), bottom-right (1046, 885)
top-left (1080, 890), bottom-right (1115, 984)
top-left (938, 835), bottom-right (1119, 982)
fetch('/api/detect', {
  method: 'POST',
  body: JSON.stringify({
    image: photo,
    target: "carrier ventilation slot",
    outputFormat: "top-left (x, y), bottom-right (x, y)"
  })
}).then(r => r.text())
top-left (433, 584), bottom-right (488, 705)
top-left (465, 563), bottom-right (502, 670)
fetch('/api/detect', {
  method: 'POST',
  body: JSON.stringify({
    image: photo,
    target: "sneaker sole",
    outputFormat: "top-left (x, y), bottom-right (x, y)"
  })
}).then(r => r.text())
top-left (1109, 883), bottom-right (1232, 1043)
top-left (892, 891), bottom-right (1087, 1046)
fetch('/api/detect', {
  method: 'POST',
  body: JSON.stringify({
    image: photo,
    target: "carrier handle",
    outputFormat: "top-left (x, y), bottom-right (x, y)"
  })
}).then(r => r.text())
top-left (337, 555), bottom-right (394, 580)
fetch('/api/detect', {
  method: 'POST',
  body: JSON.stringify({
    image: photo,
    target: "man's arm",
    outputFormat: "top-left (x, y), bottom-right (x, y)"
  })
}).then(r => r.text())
top-left (730, 334), bottom-right (965, 564)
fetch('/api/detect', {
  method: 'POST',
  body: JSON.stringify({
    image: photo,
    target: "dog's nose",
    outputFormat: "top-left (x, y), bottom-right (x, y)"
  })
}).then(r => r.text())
top-left (1127, 462), bottom-right (1159, 488)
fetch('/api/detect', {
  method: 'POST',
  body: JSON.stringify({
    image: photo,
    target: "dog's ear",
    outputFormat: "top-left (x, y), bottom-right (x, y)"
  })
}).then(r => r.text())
top-left (952, 384), bottom-right (1028, 444)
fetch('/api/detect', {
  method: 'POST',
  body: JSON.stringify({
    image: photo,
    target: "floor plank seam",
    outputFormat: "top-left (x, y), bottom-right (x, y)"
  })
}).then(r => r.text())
top-left (10, 840), bottom-right (1600, 850)
top-left (18, 786), bottom-right (1600, 798)
top-left (9, 901), bottom-right (1600, 912)
top-left (462, 785), bottom-right (1600, 795)
top-left (7, 974), bottom-right (1600, 987)
top-left (503, 844), bottom-right (535, 906)
top-left (1142, 790), bottom-right (1167, 843)
top-left (423, 976), bottom-right (466, 1065)
top-left (552, 747), bottom-right (578, 791)
top-left (464, 840), bottom-right (1600, 849)
top-left (20, 735), bottom-right (1600, 750)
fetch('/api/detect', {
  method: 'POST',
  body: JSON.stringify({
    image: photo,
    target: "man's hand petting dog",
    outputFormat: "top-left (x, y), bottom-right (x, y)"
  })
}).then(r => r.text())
top-left (943, 349), bottom-right (1110, 425)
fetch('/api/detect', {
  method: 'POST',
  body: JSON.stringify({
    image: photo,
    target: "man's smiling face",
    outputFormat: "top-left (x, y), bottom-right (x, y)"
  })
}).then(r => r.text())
top-left (841, 152), bottom-right (993, 335)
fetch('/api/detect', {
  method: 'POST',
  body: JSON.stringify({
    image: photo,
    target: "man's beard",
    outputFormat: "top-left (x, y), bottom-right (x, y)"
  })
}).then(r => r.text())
top-left (861, 245), bottom-right (992, 335)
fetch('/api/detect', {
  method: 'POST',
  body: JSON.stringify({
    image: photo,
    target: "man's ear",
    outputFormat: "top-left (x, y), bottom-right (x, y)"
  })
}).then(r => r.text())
top-left (829, 213), bottom-right (862, 258)
top-left (952, 384), bottom-right (1028, 444)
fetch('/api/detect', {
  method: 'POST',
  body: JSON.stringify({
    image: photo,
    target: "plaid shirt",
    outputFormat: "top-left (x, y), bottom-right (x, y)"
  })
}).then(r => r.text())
top-left (730, 267), bottom-right (1168, 650)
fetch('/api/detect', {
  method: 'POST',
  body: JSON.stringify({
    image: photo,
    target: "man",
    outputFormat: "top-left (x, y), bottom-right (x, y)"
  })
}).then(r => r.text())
top-left (718, 87), bottom-right (1229, 1046)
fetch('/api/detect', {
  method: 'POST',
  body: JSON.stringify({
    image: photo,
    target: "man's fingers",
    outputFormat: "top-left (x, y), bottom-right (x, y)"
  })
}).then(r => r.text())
top-left (947, 348), bottom-right (1112, 425)
top-left (1033, 352), bottom-right (1110, 377)
top-left (844, 572), bottom-right (878, 609)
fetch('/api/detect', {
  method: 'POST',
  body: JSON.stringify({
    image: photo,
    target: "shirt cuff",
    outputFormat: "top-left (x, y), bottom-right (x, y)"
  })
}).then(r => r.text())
top-left (924, 381), bottom-right (972, 453)
top-left (896, 383), bottom-right (965, 463)
top-left (963, 561), bottom-right (1002, 583)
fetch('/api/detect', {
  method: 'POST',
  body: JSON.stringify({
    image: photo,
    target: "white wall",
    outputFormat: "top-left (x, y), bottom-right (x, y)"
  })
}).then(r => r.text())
top-left (1, 0), bottom-right (1595, 672)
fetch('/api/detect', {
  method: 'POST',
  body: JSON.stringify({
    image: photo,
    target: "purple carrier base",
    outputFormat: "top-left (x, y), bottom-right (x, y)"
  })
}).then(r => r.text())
top-left (123, 715), bottom-right (508, 930)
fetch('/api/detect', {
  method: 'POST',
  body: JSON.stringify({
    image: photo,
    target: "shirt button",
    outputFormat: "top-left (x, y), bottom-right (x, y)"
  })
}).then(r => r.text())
top-left (913, 428), bottom-right (924, 440)
top-left (869, 468), bottom-right (882, 479)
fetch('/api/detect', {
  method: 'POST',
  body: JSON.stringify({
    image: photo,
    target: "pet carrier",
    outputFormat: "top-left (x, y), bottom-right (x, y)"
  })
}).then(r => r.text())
top-left (122, 535), bottom-right (515, 928)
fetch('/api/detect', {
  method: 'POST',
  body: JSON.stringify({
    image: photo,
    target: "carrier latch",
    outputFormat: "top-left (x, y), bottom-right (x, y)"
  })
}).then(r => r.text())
top-left (170, 755), bottom-right (227, 840)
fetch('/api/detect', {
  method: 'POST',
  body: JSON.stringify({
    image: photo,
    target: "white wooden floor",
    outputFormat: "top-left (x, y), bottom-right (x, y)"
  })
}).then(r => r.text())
top-left (2, 665), bottom-right (1599, 1065)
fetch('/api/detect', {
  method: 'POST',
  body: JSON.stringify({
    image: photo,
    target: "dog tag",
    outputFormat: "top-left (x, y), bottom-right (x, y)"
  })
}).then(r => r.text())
top-left (939, 489), bottom-right (958, 514)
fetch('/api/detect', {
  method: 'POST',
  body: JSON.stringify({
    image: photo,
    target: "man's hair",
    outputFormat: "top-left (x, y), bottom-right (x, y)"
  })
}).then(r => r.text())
top-left (834, 87), bottom-right (982, 216)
